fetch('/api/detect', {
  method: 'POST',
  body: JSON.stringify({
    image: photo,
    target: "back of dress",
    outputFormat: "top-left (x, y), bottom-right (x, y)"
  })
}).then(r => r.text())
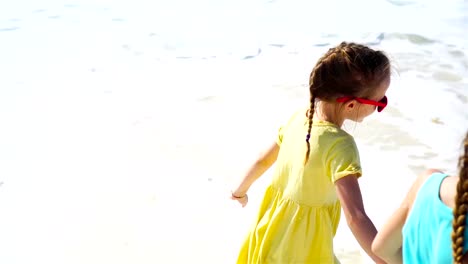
top-left (272, 108), bottom-right (362, 207)
top-left (236, 109), bottom-right (364, 263)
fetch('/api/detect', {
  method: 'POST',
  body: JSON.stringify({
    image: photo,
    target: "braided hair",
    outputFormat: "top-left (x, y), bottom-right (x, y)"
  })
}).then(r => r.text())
top-left (452, 132), bottom-right (468, 263)
top-left (304, 42), bottom-right (391, 164)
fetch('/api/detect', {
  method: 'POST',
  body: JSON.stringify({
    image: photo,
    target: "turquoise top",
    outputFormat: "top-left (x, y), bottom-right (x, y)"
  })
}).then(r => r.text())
top-left (402, 172), bottom-right (468, 263)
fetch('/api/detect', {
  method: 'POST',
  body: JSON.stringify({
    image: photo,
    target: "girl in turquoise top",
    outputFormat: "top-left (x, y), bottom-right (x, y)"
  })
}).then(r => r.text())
top-left (372, 131), bottom-right (468, 263)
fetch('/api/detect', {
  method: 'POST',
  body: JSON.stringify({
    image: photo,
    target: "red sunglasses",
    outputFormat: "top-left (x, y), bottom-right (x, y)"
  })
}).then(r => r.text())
top-left (336, 95), bottom-right (388, 112)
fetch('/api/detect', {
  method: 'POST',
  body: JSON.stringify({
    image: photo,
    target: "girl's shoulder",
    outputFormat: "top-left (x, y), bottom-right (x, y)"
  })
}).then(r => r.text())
top-left (404, 169), bottom-right (446, 212)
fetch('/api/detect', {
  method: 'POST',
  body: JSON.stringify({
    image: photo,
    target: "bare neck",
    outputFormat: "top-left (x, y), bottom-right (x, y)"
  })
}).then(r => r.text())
top-left (314, 100), bottom-right (344, 127)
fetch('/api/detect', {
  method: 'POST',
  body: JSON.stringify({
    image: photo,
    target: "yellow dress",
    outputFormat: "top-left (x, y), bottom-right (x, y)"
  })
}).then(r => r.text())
top-left (236, 109), bottom-right (362, 264)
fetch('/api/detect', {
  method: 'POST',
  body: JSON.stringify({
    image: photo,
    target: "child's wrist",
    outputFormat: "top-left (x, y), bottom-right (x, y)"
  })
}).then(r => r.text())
top-left (231, 191), bottom-right (247, 199)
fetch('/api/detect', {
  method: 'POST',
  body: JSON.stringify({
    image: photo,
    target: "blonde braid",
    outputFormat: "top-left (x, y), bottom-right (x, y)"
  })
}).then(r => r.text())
top-left (452, 132), bottom-right (468, 263)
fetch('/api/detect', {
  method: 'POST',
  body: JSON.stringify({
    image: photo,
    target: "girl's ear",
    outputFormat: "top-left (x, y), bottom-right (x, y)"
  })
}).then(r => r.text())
top-left (345, 100), bottom-right (355, 112)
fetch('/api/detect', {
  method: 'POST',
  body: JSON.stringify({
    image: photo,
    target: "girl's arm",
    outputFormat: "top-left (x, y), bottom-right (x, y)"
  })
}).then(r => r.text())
top-left (231, 141), bottom-right (279, 206)
top-left (335, 174), bottom-right (387, 264)
top-left (371, 205), bottom-right (406, 264)
top-left (371, 169), bottom-right (441, 263)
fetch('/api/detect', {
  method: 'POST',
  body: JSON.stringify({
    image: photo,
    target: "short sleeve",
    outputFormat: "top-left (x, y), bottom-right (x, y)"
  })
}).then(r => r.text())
top-left (326, 137), bottom-right (362, 183)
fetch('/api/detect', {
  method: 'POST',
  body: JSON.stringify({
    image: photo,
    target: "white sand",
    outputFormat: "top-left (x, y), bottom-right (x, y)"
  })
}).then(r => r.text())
top-left (0, 75), bottom-right (464, 263)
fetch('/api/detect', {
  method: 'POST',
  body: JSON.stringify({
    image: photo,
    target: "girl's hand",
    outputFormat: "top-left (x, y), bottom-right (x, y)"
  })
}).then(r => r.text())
top-left (230, 192), bottom-right (248, 207)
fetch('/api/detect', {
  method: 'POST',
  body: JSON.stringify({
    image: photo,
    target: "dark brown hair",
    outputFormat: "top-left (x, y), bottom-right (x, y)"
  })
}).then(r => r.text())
top-left (452, 132), bottom-right (468, 263)
top-left (304, 41), bottom-right (391, 164)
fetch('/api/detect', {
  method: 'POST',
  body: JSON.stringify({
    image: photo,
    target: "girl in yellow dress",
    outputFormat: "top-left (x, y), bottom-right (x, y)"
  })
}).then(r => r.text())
top-left (231, 41), bottom-right (391, 264)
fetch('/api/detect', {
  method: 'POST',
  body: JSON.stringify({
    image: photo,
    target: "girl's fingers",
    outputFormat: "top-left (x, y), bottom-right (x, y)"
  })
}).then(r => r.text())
top-left (241, 197), bottom-right (248, 207)
top-left (230, 194), bottom-right (248, 207)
